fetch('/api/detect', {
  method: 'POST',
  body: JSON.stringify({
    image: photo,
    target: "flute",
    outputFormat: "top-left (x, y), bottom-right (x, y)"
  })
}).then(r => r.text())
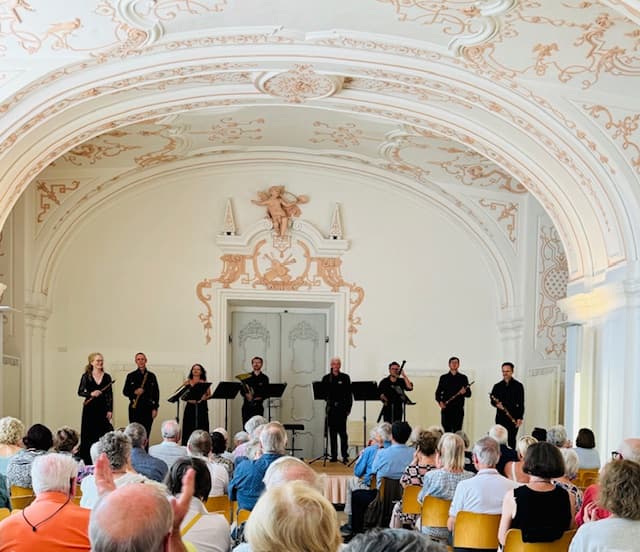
top-left (84, 380), bottom-right (116, 406)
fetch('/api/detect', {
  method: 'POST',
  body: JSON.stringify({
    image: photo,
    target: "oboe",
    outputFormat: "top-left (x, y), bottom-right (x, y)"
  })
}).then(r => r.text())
top-left (132, 371), bottom-right (149, 409)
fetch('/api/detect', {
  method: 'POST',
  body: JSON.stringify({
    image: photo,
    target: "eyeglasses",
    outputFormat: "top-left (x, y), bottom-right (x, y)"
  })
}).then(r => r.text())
top-left (611, 450), bottom-right (624, 460)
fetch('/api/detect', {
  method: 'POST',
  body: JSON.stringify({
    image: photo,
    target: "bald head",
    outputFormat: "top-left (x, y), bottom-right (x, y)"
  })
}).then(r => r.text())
top-left (90, 483), bottom-right (173, 552)
top-left (619, 438), bottom-right (640, 463)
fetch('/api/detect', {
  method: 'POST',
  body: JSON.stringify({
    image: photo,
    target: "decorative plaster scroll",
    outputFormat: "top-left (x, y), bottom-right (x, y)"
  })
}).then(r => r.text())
top-left (222, 198), bottom-right (236, 235)
top-left (536, 222), bottom-right (568, 359)
top-left (310, 121), bottom-right (378, 148)
top-left (204, 117), bottom-right (264, 144)
top-left (35, 179), bottom-right (80, 224)
top-left (57, 131), bottom-right (141, 166)
top-left (255, 65), bottom-right (344, 103)
top-left (288, 320), bottom-right (319, 373)
top-left (583, 104), bottom-right (640, 174)
top-left (329, 204), bottom-right (343, 239)
top-left (196, 221), bottom-right (364, 346)
top-left (478, 198), bottom-right (518, 247)
top-left (238, 318), bottom-right (270, 348)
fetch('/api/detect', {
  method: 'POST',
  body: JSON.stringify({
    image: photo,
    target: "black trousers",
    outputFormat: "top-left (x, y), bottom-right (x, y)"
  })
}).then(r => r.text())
top-left (328, 408), bottom-right (349, 460)
top-left (496, 413), bottom-right (518, 448)
top-left (441, 407), bottom-right (464, 433)
top-left (129, 406), bottom-right (154, 440)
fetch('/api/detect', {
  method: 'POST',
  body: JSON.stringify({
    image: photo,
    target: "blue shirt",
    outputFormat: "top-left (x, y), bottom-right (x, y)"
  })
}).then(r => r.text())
top-left (130, 447), bottom-right (168, 482)
top-left (354, 441), bottom-right (391, 486)
top-left (371, 443), bottom-right (414, 488)
top-left (228, 452), bottom-right (282, 511)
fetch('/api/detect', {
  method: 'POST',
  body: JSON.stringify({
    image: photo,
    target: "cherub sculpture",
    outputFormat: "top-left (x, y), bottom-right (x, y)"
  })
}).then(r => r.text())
top-left (252, 185), bottom-right (309, 237)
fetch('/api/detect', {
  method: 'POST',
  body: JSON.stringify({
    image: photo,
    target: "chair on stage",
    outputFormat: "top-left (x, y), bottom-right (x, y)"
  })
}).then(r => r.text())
top-left (421, 496), bottom-right (451, 529)
top-left (503, 529), bottom-right (576, 552)
top-left (205, 495), bottom-right (231, 522)
top-left (9, 486), bottom-right (35, 510)
top-left (401, 485), bottom-right (422, 516)
top-left (452, 511), bottom-right (501, 550)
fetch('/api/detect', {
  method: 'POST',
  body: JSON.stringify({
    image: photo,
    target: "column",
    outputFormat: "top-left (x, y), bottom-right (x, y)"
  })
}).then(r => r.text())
top-left (23, 293), bottom-right (51, 425)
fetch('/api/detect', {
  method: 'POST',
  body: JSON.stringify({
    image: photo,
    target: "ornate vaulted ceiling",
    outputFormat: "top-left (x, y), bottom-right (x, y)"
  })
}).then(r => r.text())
top-left (1, 0), bottom-right (639, 285)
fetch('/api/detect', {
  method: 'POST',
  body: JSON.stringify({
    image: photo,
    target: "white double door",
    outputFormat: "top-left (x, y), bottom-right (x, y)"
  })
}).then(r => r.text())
top-left (230, 310), bottom-right (328, 459)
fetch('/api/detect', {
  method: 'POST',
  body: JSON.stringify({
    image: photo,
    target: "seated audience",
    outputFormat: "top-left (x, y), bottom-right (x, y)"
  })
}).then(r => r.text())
top-left (344, 528), bottom-right (447, 552)
top-left (149, 419), bottom-right (187, 469)
top-left (456, 430), bottom-right (477, 475)
top-left (576, 437), bottom-right (640, 526)
top-left (498, 441), bottom-right (572, 545)
top-left (554, 447), bottom-right (583, 513)
top-left (573, 427), bottom-right (600, 470)
top-left (341, 422), bottom-right (392, 534)
top-left (418, 432), bottom-right (474, 543)
top-left (547, 425), bottom-right (570, 448)
top-left (165, 457), bottom-right (230, 552)
top-left (125, 422), bottom-right (168, 482)
top-left (569, 459), bottom-right (640, 552)
top-left (228, 421), bottom-right (286, 511)
top-left (0, 453), bottom-right (90, 551)
top-left (211, 427), bottom-right (234, 462)
top-left (233, 416), bottom-right (266, 463)
top-left (489, 424), bottom-right (518, 475)
top-left (187, 430), bottom-right (228, 496)
top-left (504, 434), bottom-right (537, 484)
top-left (6, 423), bottom-right (53, 488)
top-left (531, 427), bottom-right (547, 442)
top-left (233, 431), bottom-right (249, 453)
top-left (244, 480), bottom-right (341, 552)
top-left (89, 453), bottom-right (194, 552)
top-left (371, 421), bottom-right (414, 486)
top-left (53, 425), bottom-right (84, 466)
top-left (263, 455), bottom-right (324, 492)
top-left (210, 430), bottom-right (234, 476)
top-left (0, 416), bottom-right (25, 475)
top-left (390, 430), bottom-right (438, 529)
top-left (447, 436), bottom-right (517, 531)
top-left (81, 431), bottom-right (164, 509)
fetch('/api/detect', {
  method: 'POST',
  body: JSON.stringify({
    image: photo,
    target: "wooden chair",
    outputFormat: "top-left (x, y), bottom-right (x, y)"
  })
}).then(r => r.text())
top-left (369, 474), bottom-right (377, 490)
top-left (9, 486), bottom-right (35, 510)
top-left (205, 495), bottom-right (231, 522)
top-left (72, 487), bottom-right (83, 506)
top-left (0, 507), bottom-right (11, 521)
top-left (420, 496), bottom-right (451, 529)
top-left (401, 485), bottom-right (422, 515)
top-left (575, 468), bottom-right (599, 489)
top-left (236, 508), bottom-right (251, 524)
top-left (503, 529), bottom-right (577, 552)
top-left (452, 511), bottom-right (501, 549)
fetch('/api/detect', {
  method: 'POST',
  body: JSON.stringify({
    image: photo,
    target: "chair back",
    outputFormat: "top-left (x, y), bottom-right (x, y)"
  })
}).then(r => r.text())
top-left (453, 511), bottom-right (501, 549)
top-left (0, 507), bottom-right (11, 521)
top-left (503, 528), bottom-right (576, 552)
top-left (72, 487), bottom-right (83, 506)
top-left (575, 468), bottom-right (599, 489)
top-left (205, 495), bottom-right (231, 522)
top-left (401, 485), bottom-right (422, 515)
top-left (369, 474), bottom-right (376, 490)
top-left (236, 508), bottom-right (251, 525)
top-left (420, 496), bottom-right (451, 528)
top-left (9, 486), bottom-right (35, 510)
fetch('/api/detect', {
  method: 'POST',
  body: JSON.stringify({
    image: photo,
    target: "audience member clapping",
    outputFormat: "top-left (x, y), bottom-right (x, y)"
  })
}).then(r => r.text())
top-left (6, 423), bottom-right (52, 488)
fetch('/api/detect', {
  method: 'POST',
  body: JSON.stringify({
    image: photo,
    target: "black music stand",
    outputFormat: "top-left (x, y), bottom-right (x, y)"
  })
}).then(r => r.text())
top-left (210, 382), bottom-right (242, 432)
top-left (262, 383), bottom-right (287, 421)
top-left (308, 381), bottom-right (331, 466)
top-left (167, 384), bottom-right (190, 423)
top-left (350, 381), bottom-right (379, 465)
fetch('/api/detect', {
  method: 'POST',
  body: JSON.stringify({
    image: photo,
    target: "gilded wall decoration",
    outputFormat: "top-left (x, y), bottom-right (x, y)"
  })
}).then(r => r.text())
top-left (255, 65), bottom-right (344, 103)
top-left (583, 104), bottom-right (640, 173)
top-left (252, 186), bottom-right (309, 238)
top-left (478, 198), bottom-right (519, 247)
top-left (536, 222), bottom-right (568, 359)
top-left (57, 131), bottom-right (141, 166)
top-left (35, 179), bottom-right (80, 223)
top-left (196, 225), bottom-right (364, 347)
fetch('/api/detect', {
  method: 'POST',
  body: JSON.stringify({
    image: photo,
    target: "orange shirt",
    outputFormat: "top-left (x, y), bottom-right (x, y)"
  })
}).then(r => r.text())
top-left (0, 491), bottom-right (90, 551)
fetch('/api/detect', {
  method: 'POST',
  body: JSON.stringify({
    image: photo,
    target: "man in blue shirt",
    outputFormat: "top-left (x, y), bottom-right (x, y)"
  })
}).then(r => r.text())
top-left (371, 420), bottom-right (414, 486)
top-left (228, 421), bottom-right (286, 510)
top-left (125, 422), bottom-right (167, 482)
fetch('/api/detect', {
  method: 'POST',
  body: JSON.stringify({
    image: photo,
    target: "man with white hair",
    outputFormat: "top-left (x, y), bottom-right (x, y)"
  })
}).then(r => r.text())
top-left (447, 436), bottom-right (517, 531)
top-left (149, 419), bottom-right (187, 469)
top-left (233, 415), bottom-right (267, 462)
top-left (228, 421), bottom-right (287, 510)
top-left (0, 453), bottom-right (90, 551)
top-left (263, 455), bottom-right (324, 492)
top-left (125, 422), bottom-right (168, 482)
top-left (489, 424), bottom-right (518, 475)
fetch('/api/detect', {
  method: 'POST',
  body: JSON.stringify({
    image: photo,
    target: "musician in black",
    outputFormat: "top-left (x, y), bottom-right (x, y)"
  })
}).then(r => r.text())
top-left (490, 362), bottom-right (524, 448)
top-left (122, 352), bottom-right (160, 439)
top-left (378, 361), bottom-right (414, 423)
top-left (241, 356), bottom-right (269, 425)
top-left (321, 357), bottom-right (352, 463)
top-left (435, 356), bottom-right (471, 433)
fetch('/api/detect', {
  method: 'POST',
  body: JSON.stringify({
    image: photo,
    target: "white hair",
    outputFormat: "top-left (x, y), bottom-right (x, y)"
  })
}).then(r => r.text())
top-left (547, 425), bottom-right (568, 447)
top-left (260, 422), bottom-right (287, 454)
top-left (161, 419), bottom-right (180, 440)
top-left (560, 447), bottom-right (580, 479)
top-left (89, 441), bottom-right (101, 464)
top-left (32, 453), bottom-right (77, 495)
top-left (245, 415), bottom-right (267, 434)
top-left (489, 424), bottom-right (509, 445)
top-left (473, 436), bottom-right (500, 467)
top-left (263, 456), bottom-right (324, 492)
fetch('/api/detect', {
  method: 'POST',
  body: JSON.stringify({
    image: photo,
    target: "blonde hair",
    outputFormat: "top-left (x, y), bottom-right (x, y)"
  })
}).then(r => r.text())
top-left (437, 433), bottom-right (465, 471)
top-left (246, 481), bottom-right (341, 552)
top-left (516, 435), bottom-right (538, 458)
top-left (85, 352), bottom-right (103, 374)
top-left (0, 416), bottom-right (25, 446)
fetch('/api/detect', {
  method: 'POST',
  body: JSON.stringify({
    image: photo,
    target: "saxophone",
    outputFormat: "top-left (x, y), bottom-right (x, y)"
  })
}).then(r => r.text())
top-left (132, 371), bottom-right (149, 409)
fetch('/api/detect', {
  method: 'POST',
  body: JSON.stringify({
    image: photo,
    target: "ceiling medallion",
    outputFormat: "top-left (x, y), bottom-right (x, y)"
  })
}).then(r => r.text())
top-left (255, 65), bottom-right (344, 103)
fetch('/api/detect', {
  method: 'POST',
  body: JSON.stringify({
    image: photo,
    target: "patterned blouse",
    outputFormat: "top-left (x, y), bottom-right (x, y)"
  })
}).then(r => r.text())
top-left (554, 480), bottom-right (583, 511)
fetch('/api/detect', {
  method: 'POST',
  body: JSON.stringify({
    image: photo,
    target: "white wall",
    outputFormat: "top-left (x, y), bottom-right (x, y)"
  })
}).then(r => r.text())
top-left (43, 163), bottom-right (502, 443)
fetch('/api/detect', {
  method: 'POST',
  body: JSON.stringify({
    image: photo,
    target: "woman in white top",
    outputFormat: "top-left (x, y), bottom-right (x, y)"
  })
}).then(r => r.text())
top-left (573, 428), bottom-right (601, 470)
top-left (166, 456), bottom-right (230, 552)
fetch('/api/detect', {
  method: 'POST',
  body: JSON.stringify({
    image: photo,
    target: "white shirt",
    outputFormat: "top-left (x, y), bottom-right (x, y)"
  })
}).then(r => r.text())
top-left (149, 441), bottom-right (188, 469)
top-left (181, 497), bottom-right (231, 552)
top-left (80, 471), bottom-right (166, 509)
top-left (449, 468), bottom-right (517, 517)
top-left (573, 447), bottom-right (601, 470)
top-left (205, 458), bottom-right (229, 496)
top-left (569, 517), bottom-right (640, 552)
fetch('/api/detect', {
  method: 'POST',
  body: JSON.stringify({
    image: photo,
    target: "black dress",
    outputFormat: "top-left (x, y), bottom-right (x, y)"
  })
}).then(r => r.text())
top-left (181, 380), bottom-right (210, 445)
top-left (511, 485), bottom-right (571, 542)
top-left (77, 372), bottom-right (114, 465)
